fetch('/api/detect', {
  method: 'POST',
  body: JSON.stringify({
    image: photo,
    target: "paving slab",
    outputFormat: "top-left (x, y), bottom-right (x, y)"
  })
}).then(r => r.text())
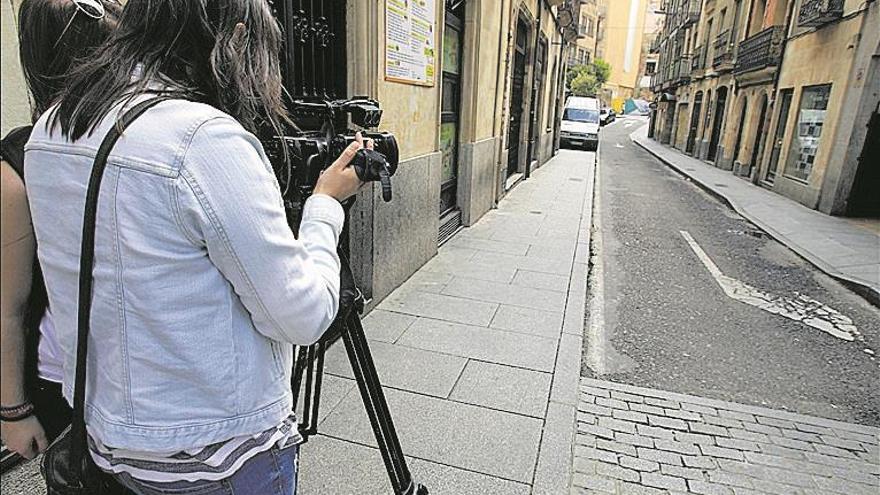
top-left (377, 291), bottom-right (498, 326)
top-left (397, 317), bottom-right (559, 372)
top-left (573, 378), bottom-right (880, 495)
top-left (361, 309), bottom-right (416, 343)
top-left (420, 256), bottom-right (519, 283)
top-left (319, 386), bottom-right (544, 483)
top-left (533, 401), bottom-right (577, 495)
top-left (298, 435), bottom-right (530, 495)
top-left (489, 304), bottom-right (564, 339)
top-left (449, 360), bottom-right (552, 418)
top-left (295, 373), bottom-right (357, 425)
top-left (631, 125), bottom-right (880, 305)
top-left (323, 340), bottom-right (467, 398)
top-left (469, 250), bottom-right (573, 276)
top-left (511, 269), bottom-right (571, 293)
top-left (441, 276), bottom-right (568, 312)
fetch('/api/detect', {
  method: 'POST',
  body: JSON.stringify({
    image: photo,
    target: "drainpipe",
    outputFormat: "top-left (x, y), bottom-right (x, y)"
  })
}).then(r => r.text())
top-left (524, 0), bottom-right (545, 180)
top-left (554, 31), bottom-right (566, 153)
top-left (492, 0), bottom-right (511, 204)
top-left (770, 0), bottom-right (797, 99)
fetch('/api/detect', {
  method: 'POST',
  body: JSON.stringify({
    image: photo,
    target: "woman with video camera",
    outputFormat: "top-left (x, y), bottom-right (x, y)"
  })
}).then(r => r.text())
top-left (24, 0), bottom-right (365, 493)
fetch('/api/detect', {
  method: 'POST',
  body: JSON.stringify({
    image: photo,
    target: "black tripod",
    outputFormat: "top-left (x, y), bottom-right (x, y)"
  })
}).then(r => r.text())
top-left (290, 208), bottom-right (428, 495)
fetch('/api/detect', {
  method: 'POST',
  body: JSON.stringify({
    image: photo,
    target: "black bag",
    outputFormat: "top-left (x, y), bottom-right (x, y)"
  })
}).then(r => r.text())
top-left (41, 97), bottom-right (170, 495)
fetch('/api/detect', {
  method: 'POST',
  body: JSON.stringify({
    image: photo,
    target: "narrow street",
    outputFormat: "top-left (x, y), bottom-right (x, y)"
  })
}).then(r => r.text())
top-left (586, 118), bottom-right (880, 426)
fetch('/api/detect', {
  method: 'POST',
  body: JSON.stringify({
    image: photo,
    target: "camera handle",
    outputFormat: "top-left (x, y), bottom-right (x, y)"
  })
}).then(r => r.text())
top-left (290, 205), bottom-right (427, 495)
top-left (351, 148), bottom-right (394, 202)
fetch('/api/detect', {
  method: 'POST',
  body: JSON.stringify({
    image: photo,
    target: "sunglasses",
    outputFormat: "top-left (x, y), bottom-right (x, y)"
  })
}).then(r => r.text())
top-left (53, 0), bottom-right (114, 48)
top-left (72, 0), bottom-right (107, 18)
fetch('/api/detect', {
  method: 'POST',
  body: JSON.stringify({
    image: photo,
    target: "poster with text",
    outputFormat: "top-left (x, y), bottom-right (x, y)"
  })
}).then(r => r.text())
top-left (385, 0), bottom-right (436, 86)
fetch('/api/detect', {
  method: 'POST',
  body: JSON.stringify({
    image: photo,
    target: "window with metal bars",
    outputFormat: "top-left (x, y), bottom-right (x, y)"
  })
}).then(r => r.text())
top-left (268, 0), bottom-right (348, 128)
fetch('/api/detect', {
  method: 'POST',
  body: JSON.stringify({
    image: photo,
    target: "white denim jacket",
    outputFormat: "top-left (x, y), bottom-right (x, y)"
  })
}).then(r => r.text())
top-left (25, 97), bottom-right (343, 452)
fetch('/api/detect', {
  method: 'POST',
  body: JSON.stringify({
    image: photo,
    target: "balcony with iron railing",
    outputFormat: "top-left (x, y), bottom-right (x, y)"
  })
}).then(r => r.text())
top-left (734, 25), bottom-right (785, 76)
top-left (673, 55), bottom-right (692, 85)
top-left (680, 0), bottom-right (701, 27)
top-left (712, 29), bottom-right (734, 71)
top-left (798, 0), bottom-right (844, 27)
top-left (650, 71), bottom-right (663, 92)
top-left (691, 45), bottom-right (706, 73)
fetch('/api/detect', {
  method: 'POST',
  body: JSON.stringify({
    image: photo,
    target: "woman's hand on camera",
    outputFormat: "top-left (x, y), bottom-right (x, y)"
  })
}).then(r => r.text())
top-left (313, 132), bottom-right (373, 202)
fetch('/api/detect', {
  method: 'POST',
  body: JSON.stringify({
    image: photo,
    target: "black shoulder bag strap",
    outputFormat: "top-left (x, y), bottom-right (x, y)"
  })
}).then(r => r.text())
top-left (68, 96), bottom-right (170, 472)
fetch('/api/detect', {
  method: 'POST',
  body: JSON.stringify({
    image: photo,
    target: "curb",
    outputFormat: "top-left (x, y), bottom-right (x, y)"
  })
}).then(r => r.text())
top-left (631, 135), bottom-right (880, 308)
top-left (533, 148), bottom-right (597, 495)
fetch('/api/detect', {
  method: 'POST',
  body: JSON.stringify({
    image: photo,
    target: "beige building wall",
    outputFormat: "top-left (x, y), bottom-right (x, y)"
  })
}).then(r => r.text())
top-left (766, 1), bottom-right (871, 210)
top-left (1, 0), bottom-right (30, 135)
top-left (375, 1), bottom-right (442, 160)
top-left (469, 0), bottom-right (508, 142)
top-left (597, 0), bottom-right (648, 108)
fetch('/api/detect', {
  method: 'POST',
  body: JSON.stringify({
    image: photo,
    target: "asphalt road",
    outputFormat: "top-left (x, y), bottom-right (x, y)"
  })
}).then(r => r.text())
top-left (581, 117), bottom-right (880, 426)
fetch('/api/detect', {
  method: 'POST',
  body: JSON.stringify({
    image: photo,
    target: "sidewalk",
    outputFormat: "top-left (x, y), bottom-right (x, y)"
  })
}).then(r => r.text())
top-left (298, 150), bottom-right (594, 493)
top-left (630, 126), bottom-right (880, 306)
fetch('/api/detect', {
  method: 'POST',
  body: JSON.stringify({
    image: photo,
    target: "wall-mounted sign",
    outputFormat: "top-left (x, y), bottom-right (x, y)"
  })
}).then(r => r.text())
top-left (385, 0), bottom-right (436, 86)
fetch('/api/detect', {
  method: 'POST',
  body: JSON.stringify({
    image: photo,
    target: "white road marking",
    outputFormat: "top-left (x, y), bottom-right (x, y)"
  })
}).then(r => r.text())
top-left (615, 143), bottom-right (625, 148)
top-left (624, 120), bottom-right (634, 128)
top-left (680, 230), bottom-right (862, 342)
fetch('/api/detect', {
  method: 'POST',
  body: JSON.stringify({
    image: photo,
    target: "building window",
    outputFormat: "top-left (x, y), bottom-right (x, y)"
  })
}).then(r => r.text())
top-left (784, 84), bottom-right (832, 182)
top-left (587, 18), bottom-right (595, 37)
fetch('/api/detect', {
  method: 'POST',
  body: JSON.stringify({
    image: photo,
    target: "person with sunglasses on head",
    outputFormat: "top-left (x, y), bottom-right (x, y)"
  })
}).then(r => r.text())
top-left (23, 0), bottom-right (366, 493)
top-left (1, 0), bottom-right (121, 461)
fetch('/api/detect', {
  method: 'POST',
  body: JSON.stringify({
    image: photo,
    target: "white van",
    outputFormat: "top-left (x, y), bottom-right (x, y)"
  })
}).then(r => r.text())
top-left (560, 96), bottom-right (601, 150)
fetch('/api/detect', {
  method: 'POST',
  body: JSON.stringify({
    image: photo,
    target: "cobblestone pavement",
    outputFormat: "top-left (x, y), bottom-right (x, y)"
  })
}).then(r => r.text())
top-left (573, 378), bottom-right (880, 495)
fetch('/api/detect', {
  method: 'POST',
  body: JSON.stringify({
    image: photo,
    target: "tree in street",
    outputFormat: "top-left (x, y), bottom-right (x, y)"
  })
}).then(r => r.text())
top-left (567, 59), bottom-right (611, 97)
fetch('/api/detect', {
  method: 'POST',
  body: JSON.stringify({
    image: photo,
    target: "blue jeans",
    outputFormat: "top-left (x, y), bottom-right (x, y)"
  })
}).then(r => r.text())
top-left (115, 444), bottom-right (299, 495)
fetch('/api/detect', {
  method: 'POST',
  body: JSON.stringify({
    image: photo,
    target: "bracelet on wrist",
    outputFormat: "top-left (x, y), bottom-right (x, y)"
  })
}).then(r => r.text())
top-left (0, 401), bottom-right (35, 422)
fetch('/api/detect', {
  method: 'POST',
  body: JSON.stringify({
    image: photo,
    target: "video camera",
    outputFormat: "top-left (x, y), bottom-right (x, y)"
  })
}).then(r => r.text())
top-left (265, 96), bottom-right (400, 229)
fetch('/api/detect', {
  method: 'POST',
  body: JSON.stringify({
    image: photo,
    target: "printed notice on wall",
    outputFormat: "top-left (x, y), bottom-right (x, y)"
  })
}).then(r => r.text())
top-left (385, 0), bottom-right (436, 86)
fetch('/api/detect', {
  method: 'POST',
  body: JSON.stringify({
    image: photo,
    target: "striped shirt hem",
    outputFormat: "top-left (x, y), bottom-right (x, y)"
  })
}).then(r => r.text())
top-left (90, 415), bottom-right (302, 483)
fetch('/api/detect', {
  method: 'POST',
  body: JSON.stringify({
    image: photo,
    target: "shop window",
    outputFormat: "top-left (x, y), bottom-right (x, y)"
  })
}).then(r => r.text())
top-left (784, 84), bottom-right (832, 182)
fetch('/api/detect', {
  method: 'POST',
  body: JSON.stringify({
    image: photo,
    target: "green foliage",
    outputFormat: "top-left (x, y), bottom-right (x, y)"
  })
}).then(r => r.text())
top-left (592, 59), bottom-right (611, 84)
top-left (566, 59), bottom-right (612, 97)
top-left (570, 71), bottom-right (600, 97)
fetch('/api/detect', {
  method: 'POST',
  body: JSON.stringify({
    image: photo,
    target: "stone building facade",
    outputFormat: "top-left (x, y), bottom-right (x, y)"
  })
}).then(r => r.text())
top-left (569, 0), bottom-right (599, 66)
top-left (650, 0), bottom-right (878, 216)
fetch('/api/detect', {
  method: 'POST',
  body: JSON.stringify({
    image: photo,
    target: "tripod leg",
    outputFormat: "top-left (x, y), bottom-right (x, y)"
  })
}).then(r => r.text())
top-left (291, 346), bottom-right (307, 407)
top-left (340, 312), bottom-right (426, 495)
top-left (340, 324), bottom-right (403, 492)
top-left (307, 340), bottom-right (326, 436)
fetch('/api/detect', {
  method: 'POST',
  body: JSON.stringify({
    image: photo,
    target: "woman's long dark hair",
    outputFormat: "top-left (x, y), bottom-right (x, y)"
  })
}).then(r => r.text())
top-left (52, 0), bottom-right (290, 141)
top-left (18, 0), bottom-right (121, 121)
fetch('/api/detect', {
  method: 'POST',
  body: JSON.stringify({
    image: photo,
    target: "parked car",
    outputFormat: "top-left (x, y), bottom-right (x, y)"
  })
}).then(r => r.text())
top-left (560, 97), bottom-right (601, 151)
top-left (600, 107), bottom-right (616, 126)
